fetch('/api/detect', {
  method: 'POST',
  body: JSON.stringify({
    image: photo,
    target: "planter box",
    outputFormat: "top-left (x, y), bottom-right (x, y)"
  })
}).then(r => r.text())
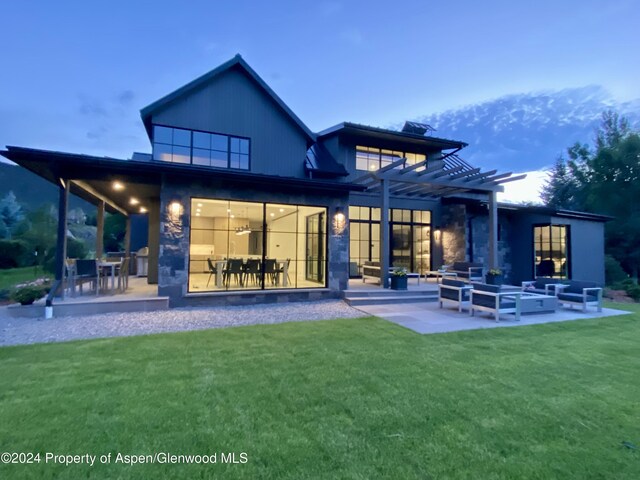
top-left (485, 274), bottom-right (504, 286)
top-left (390, 276), bottom-right (408, 290)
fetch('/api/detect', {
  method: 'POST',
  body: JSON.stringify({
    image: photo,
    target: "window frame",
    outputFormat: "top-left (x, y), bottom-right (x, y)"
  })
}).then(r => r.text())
top-left (355, 145), bottom-right (426, 172)
top-left (187, 197), bottom-right (328, 293)
top-left (152, 124), bottom-right (251, 171)
top-left (532, 223), bottom-right (571, 279)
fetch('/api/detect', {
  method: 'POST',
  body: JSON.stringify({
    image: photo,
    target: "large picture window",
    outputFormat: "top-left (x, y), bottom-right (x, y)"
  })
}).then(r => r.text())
top-left (188, 199), bottom-right (326, 292)
top-left (153, 125), bottom-right (250, 170)
top-left (355, 146), bottom-right (426, 172)
top-left (349, 206), bottom-right (431, 276)
top-left (533, 225), bottom-right (569, 279)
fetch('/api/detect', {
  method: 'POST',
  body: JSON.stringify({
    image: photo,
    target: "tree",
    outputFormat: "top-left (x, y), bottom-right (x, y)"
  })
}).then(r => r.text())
top-left (544, 111), bottom-right (640, 279)
top-left (0, 191), bottom-right (24, 239)
top-left (540, 156), bottom-right (581, 209)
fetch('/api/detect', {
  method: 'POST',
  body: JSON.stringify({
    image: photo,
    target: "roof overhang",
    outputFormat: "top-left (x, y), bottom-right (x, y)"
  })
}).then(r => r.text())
top-left (1, 146), bottom-right (364, 214)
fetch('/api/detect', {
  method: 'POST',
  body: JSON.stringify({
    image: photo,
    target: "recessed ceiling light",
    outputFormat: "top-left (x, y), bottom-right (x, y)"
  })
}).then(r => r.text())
top-left (139, 207), bottom-right (147, 213)
top-left (279, 208), bottom-right (284, 212)
top-left (130, 197), bottom-right (139, 205)
top-left (196, 208), bottom-right (201, 213)
top-left (270, 213), bottom-right (275, 217)
top-left (113, 181), bottom-right (124, 191)
top-left (197, 203), bottom-right (202, 207)
top-left (227, 208), bottom-right (231, 213)
top-left (196, 213), bottom-right (200, 216)
top-left (230, 214), bottom-right (235, 218)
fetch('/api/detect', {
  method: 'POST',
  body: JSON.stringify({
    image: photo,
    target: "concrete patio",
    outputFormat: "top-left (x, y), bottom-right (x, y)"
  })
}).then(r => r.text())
top-left (356, 301), bottom-right (632, 334)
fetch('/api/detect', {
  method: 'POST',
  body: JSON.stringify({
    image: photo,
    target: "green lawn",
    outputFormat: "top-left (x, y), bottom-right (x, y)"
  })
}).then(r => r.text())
top-left (0, 266), bottom-right (49, 291)
top-left (0, 305), bottom-right (639, 479)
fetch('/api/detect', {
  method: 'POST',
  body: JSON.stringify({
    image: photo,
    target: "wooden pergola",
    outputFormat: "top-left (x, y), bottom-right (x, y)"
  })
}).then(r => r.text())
top-left (352, 154), bottom-right (526, 288)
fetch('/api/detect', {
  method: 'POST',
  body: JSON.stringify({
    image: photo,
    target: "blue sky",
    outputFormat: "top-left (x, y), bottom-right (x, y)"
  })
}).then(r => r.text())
top-left (1, 0), bottom-right (638, 165)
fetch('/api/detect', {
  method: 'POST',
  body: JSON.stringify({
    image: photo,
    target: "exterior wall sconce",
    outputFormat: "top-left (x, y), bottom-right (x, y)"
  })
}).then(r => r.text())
top-left (433, 225), bottom-right (442, 241)
top-left (332, 207), bottom-right (347, 236)
top-left (168, 201), bottom-right (184, 225)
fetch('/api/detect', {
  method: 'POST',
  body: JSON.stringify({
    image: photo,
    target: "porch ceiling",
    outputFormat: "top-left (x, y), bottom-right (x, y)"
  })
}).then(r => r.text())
top-left (353, 154), bottom-right (526, 198)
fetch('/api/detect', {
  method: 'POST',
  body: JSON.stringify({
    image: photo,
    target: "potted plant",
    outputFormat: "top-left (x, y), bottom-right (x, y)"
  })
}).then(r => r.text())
top-left (10, 285), bottom-right (48, 306)
top-left (390, 267), bottom-right (408, 290)
top-left (485, 268), bottom-right (504, 285)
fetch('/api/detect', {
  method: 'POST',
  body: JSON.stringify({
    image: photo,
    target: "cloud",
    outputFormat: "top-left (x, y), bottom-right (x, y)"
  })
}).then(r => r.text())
top-left (78, 97), bottom-right (108, 117)
top-left (116, 89), bottom-right (135, 105)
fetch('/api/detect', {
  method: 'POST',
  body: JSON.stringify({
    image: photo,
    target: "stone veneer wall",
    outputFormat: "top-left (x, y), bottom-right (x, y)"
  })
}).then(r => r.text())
top-left (440, 203), bottom-right (513, 281)
top-left (158, 177), bottom-right (349, 307)
top-left (441, 203), bottom-right (467, 265)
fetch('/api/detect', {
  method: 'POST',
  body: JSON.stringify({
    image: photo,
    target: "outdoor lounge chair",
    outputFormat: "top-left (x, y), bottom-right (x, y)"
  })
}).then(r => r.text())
top-left (444, 262), bottom-right (484, 282)
top-left (555, 280), bottom-right (603, 312)
top-left (470, 283), bottom-right (522, 322)
top-left (438, 278), bottom-right (473, 312)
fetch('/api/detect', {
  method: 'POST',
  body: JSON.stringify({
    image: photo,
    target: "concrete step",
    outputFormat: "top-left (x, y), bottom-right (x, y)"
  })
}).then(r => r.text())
top-left (344, 289), bottom-right (437, 298)
top-left (345, 294), bottom-right (437, 307)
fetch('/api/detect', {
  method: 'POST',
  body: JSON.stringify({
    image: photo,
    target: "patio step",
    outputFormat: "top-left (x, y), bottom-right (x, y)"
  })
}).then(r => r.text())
top-left (344, 289), bottom-right (438, 306)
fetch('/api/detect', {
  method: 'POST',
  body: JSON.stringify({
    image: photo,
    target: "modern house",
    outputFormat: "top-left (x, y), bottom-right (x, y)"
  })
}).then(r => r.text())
top-left (1, 55), bottom-right (608, 308)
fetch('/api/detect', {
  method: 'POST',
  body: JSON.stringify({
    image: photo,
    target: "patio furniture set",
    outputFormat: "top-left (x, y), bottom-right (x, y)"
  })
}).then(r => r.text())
top-left (438, 276), bottom-right (603, 322)
top-left (64, 257), bottom-right (130, 297)
top-left (206, 258), bottom-right (291, 288)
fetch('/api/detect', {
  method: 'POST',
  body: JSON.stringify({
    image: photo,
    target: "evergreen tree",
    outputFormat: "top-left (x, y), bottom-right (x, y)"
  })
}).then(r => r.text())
top-left (0, 191), bottom-right (24, 239)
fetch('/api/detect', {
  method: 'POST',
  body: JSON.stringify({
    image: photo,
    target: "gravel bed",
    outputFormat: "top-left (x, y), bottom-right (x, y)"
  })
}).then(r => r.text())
top-left (0, 300), bottom-right (367, 347)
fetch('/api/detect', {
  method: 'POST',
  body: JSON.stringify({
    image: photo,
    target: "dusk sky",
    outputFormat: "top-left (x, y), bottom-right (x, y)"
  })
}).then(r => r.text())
top-left (1, 1), bottom-right (639, 200)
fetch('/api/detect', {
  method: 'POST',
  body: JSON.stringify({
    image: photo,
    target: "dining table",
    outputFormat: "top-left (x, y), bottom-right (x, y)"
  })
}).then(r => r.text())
top-left (97, 260), bottom-right (121, 293)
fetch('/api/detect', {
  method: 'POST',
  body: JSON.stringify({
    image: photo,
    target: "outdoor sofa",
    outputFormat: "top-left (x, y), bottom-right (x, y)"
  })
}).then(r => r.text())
top-left (443, 262), bottom-right (484, 282)
top-left (521, 278), bottom-right (564, 295)
top-left (438, 278), bottom-right (472, 312)
top-left (555, 280), bottom-right (603, 312)
top-left (470, 283), bottom-right (522, 322)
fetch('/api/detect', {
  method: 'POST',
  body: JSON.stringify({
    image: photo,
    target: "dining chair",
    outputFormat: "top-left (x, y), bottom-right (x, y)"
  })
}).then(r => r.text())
top-left (278, 258), bottom-right (291, 285)
top-left (263, 259), bottom-right (278, 286)
top-left (206, 258), bottom-right (219, 287)
top-left (117, 257), bottom-right (130, 292)
top-left (224, 259), bottom-right (244, 286)
top-left (244, 259), bottom-right (261, 286)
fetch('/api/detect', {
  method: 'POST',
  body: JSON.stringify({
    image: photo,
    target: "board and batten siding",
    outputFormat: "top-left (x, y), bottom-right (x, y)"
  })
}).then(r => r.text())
top-left (151, 66), bottom-right (310, 178)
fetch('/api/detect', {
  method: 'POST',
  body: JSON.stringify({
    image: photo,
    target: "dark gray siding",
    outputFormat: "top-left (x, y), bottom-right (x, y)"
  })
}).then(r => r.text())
top-left (509, 213), bottom-right (605, 285)
top-left (567, 218), bottom-right (605, 285)
top-left (151, 66), bottom-right (309, 178)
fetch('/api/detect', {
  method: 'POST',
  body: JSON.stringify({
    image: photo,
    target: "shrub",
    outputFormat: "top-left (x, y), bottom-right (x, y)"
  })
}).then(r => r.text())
top-left (43, 236), bottom-right (89, 273)
top-left (605, 255), bottom-right (628, 285)
top-left (625, 283), bottom-right (640, 302)
top-left (10, 285), bottom-right (48, 305)
top-left (0, 239), bottom-right (30, 269)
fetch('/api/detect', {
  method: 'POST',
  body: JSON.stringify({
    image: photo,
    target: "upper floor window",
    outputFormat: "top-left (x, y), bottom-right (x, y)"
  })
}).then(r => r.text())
top-left (355, 146), bottom-right (426, 172)
top-left (153, 125), bottom-right (250, 170)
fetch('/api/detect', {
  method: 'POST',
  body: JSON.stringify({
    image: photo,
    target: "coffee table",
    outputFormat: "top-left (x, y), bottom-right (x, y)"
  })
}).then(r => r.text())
top-left (504, 291), bottom-right (558, 314)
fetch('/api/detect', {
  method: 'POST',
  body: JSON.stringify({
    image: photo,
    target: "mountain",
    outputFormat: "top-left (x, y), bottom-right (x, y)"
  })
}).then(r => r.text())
top-left (413, 86), bottom-right (640, 172)
top-left (0, 161), bottom-right (91, 212)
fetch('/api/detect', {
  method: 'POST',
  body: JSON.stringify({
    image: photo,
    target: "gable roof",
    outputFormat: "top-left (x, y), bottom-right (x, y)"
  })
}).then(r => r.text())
top-left (140, 54), bottom-right (316, 143)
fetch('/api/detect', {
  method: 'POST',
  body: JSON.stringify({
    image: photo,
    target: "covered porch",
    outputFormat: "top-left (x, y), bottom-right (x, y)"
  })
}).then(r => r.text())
top-left (349, 153), bottom-right (525, 290)
top-left (1, 147), bottom-right (164, 314)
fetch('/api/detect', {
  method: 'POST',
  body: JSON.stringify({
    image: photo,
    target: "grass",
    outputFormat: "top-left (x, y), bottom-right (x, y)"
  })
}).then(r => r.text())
top-left (0, 305), bottom-right (639, 479)
top-left (0, 266), bottom-right (49, 291)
